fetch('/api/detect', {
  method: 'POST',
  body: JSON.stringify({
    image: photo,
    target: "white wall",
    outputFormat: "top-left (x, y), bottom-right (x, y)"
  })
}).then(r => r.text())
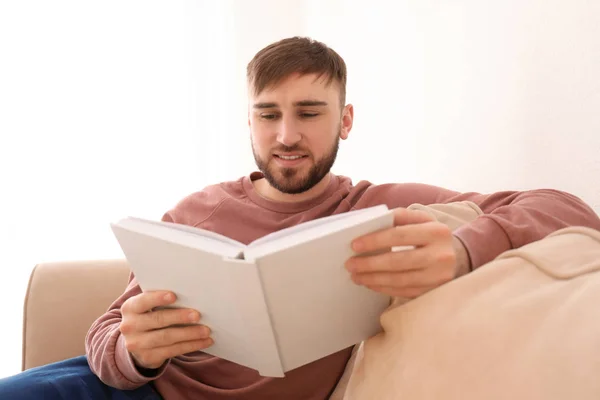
top-left (0, 0), bottom-right (598, 379)
top-left (303, 0), bottom-right (600, 212)
top-left (0, 0), bottom-right (244, 378)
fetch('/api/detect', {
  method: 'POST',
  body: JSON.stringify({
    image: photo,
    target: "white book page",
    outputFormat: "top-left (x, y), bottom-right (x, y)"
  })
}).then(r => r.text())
top-left (244, 205), bottom-right (390, 261)
top-left (111, 223), bottom-right (284, 376)
top-left (254, 212), bottom-right (394, 372)
top-left (115, 217), bottom-right (244, 258)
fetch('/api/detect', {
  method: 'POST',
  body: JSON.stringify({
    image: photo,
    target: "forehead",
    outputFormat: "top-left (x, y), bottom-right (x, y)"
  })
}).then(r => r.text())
top-left (250, 73), bottom-right (339, 104)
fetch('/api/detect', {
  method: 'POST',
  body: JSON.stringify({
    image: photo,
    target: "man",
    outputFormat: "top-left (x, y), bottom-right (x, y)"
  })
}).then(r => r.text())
top-left (1, 36), bottom-right (599, 399)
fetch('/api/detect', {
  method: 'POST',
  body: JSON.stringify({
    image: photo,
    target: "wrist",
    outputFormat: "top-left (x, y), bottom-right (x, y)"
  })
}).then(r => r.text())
top-left (452, 235), bottom-right (472, 278)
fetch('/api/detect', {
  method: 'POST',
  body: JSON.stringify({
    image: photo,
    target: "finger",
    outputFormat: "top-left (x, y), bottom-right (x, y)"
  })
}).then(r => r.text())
top-left (352, 265), bottom-right (455, 293)
top-left (121, 307), bottom-right (201, 334)
top-left (346, 245), bottom-right (431, 274)
top-left (133, 338), bottom-right (214, 369)
top-left (122, 291), bottom-right (177, 315)
top-left (365, 284), bottom-right (439, 299)
top-left (126, 325), bottom-right (211, 352)
top-left (351, 269), bottom-right (433, 288)
top-left (159, 337), bottom-right (214, 359)
top-left (352, 221), bottom-right (449, 253)
top-left (393, 207), bottom-right (435, 226)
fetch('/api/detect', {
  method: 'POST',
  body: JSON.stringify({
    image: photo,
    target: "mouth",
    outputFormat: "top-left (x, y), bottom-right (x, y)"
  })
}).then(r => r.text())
top-left (272, 153), bottom-right (309, 167)
top-left (273, 154), bottom-right (308, 160)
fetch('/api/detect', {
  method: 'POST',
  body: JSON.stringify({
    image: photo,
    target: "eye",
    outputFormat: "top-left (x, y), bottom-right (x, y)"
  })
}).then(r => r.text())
top-left (260, 113), bottom-right (279, 120)
top-left (299, 112), bottom-right (319, 118)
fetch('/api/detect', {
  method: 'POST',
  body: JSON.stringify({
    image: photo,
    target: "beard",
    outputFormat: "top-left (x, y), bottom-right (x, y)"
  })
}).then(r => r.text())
top-left (252, 134), bottom-right (340, 195)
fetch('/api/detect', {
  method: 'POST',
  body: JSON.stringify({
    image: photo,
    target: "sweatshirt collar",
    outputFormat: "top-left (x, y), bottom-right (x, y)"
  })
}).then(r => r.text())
top-left (242, 171), bottom-right (341, 213)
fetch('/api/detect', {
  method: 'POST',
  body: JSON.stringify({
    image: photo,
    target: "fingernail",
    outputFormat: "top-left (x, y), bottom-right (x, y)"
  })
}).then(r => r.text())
top-left (164, 293), bottom-right (174, 302)
top-left (345, 260), bottom-right (356, 272)
top-left (188, 311), bottom-right (199, 322)
top-left (352, 240), bottom-right (364, 252)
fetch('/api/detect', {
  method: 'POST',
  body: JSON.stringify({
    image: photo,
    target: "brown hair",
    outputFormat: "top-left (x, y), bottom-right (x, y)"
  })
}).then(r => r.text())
top-left (246, 36), bottom-right (347, 107)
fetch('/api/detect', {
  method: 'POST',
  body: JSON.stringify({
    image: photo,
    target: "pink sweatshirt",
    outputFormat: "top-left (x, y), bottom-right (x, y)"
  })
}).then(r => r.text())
top-left (85, 172), bottom-right (600, 399)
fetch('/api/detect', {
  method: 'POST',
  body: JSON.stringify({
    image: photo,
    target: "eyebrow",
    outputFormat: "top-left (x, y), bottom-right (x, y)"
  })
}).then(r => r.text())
top-left (253, 100), bottom-right (328, 109)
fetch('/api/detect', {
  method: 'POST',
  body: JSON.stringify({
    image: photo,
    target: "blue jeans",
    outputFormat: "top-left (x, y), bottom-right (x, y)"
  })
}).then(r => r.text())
top-left (0, 356), bottom-right (161, 400)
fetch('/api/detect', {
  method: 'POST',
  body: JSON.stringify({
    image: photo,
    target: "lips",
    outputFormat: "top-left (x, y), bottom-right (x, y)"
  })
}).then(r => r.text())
top-left (272, 152), bottom-right (309, 167)
top-left (274, 154), bottom-right (307, 160)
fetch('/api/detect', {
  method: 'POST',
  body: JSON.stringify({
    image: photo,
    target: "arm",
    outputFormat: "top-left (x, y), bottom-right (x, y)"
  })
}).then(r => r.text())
top-left (346, 185), bottom-right (600, 298)
top-left (85, 193), bottom-right (217, 389)
top-left (84, 276), bottom-right (165, 390)
top-left (85, 271), bottom-right (212, 389)
top-left (358, 183), bottom-right (600, 270)
top-left (450, 188), bottom-right (600, 269)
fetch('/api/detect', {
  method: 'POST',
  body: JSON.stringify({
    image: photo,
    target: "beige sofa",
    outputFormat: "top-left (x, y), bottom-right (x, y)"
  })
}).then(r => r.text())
top-left (22, 229), bottom-right (600, 398)
top-left (21, 259), bottom-right (130, 370)
top-left (20, 205), bottom-right (600, 399)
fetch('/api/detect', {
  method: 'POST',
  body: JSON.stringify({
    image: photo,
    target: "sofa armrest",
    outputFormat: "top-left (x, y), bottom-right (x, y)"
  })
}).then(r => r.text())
top-left (22, 259), bottom-right (130, 370)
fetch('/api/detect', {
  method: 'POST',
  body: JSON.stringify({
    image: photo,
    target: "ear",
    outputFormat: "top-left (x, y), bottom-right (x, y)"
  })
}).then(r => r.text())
top-left (339, 104), bottom-right (354, 140)
top-left (247, 110), bottom-right (251, 128)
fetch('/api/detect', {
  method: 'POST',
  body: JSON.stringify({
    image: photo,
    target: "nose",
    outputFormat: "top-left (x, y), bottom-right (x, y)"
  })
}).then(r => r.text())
top-left (276, 117), bottom-right (302, 147)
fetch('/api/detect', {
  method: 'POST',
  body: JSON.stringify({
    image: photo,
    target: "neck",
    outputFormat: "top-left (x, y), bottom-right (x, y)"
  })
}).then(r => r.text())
top-left (254, 173), bottom-right (332, 203)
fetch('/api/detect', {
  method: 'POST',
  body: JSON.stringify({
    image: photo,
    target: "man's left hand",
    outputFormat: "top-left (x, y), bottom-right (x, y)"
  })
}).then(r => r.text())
top-left (345, 207), bottom-right (471, 299)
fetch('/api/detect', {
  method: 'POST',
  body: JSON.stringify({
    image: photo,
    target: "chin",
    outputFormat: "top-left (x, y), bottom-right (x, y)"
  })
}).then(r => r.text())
top-left (254, 148), bottom-right (334, 195)
top-left (274, 172), bottom-right (312, 194)
top-left (264, 166), bottom-right (314, 195)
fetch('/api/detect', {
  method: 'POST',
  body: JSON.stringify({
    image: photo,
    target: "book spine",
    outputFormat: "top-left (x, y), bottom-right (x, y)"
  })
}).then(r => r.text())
top-left (225, 258), bottom-right (285, 377)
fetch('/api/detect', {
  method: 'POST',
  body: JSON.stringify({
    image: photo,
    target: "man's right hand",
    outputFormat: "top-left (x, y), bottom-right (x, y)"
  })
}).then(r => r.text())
top-left (119, 291), bottom-right (213, 370)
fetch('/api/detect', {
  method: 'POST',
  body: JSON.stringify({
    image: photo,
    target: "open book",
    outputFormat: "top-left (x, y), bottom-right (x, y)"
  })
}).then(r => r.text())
top-left (110, 205), bottom-right (394, 377)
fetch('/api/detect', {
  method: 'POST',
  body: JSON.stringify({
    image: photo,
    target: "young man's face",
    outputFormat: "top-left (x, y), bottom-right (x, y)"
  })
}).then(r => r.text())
top-left (248, 73), bottom-right (353, 194)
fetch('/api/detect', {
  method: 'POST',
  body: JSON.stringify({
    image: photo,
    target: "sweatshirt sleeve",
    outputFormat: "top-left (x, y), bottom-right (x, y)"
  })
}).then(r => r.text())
top-left (84, 273), bottom-right (170, 390)
top-left (84, 188), bottom-right (222, 389)
top-left (450, 188), bottom-right (600, 269)
top-left (358, 183), bottom-right (600, 270)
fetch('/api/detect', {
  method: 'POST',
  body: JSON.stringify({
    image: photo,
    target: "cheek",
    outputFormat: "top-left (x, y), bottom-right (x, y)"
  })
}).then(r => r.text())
top-left (250, 127), bottom-right (273, 152)
top-left (313, 124), bottom-right (339, 148)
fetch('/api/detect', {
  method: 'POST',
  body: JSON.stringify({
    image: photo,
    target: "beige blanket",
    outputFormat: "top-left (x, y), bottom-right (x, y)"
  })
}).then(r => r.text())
top-left (331, 202), bottom-right (600, 400)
